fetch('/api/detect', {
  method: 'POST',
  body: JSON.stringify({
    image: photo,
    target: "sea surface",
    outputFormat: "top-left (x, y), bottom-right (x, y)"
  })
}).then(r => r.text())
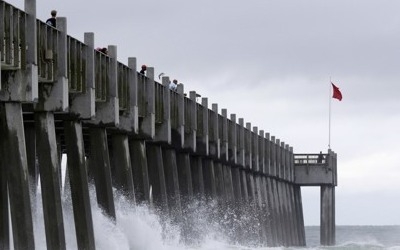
top-left (9, 186), bottom-right (400, 250)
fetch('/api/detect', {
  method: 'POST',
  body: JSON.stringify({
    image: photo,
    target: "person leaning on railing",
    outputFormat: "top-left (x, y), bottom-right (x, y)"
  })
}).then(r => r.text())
top-left (140, 64), bottom-right (147, 75)
top-left (46, 10), bottom-right (57, 27)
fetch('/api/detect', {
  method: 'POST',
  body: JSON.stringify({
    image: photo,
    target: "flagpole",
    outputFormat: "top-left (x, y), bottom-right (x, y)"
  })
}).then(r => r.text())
top-left (328, 77), bottom-right (332, 150)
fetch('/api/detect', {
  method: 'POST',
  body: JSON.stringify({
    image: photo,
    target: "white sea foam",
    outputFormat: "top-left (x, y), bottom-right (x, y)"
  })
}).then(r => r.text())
top-left (8, 183), bottom-right (400, 249)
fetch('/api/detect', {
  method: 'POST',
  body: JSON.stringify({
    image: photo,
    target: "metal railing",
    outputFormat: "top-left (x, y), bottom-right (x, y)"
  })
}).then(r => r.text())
top-left (294, 154), bottom-right (327, 165)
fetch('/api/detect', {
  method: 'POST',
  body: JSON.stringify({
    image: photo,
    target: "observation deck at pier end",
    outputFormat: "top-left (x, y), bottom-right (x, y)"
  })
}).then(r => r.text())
top-left (294, 152), bottom-right (337, 186)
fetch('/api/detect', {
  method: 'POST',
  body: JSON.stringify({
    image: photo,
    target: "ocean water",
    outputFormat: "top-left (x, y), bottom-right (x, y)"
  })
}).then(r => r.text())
top-left (11, 186), bottom-right (399, 250)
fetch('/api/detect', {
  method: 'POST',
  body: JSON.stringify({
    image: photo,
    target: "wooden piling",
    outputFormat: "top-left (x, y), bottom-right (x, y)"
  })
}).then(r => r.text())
top-left (64, 120), bottom-right (95, 250)
top-left (129, 140), bottom-right (150, 203)
top-left (24, 122), bottom-right (38, 195)
top-left (321, 185), bottom-right (335, 246)
top-left (89, 127), bottom-right (116, 219)
top-left (162, 147), bottom-right (182, 219)
top-left (146, 143), bottom-right (168, 212)
top-left (190, 156), bottom-right (205, 197)
top-left (0, 111), bottom-right (10, 250)
top-left (202, 158), bottom-right (217, 200)
top-left (35, 112), bottom-right (66, 250)
top-left (0, 103), bottom-right (35, 249)
top-left (111, 134), bottom-right (135, 203)
top-left (294, 185), bottom-right (306, 246)
top-left (176, 152), bottom-right (193, 199)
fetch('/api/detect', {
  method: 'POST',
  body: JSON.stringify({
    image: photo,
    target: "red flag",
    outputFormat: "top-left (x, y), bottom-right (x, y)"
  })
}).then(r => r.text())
top-left (331, 82), bottom-right (342, 101)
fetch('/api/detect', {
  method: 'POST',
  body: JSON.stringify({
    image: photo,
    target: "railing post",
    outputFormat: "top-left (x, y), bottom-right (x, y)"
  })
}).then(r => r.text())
top-left (70, 32), bottom-right (96, 119)
top-left (140, 67), bottom-right (155, 138)
top-left (24, 0), bottom-right (38, 102)
top-left (154, 76), bottom-right (171, 142)
top-left (119, 57), bottom-right (139, 133)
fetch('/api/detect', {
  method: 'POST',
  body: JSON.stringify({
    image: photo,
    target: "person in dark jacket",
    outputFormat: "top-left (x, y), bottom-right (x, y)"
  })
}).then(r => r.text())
top-left (140, 65), bottom-right (147, 75)
top-left (317, 151), bottom-right (324, 163)
top-left (46, 10), bottom-right (57, 27)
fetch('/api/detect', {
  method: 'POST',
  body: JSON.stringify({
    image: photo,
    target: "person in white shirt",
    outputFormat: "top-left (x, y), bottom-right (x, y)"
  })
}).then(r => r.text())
top-left (169, 79), bottom-right (178, 91)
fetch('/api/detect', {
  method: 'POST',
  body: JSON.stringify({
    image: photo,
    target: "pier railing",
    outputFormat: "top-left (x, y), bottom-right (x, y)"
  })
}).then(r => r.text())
top-left (1, 1), bottom-right (24, 70)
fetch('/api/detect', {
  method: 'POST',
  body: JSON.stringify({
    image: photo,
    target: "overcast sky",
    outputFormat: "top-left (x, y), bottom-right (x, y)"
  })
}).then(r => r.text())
top-left (13, 0), bottom-right (400, 225)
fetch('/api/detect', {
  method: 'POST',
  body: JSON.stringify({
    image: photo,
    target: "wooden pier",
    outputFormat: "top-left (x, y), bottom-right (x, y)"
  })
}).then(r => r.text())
top-left (0, 1), bottom-right (337, 249)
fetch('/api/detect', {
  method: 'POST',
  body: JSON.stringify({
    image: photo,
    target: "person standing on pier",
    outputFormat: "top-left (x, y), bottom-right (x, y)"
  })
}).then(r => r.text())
top-left (46, 10), bottom-right (57, 27)
top-left (169, 79), bottom-right (178, 91)
top-left (317, 151), bottom-right (324, 163)
top-left (140, 64), bottom-right (147, 75)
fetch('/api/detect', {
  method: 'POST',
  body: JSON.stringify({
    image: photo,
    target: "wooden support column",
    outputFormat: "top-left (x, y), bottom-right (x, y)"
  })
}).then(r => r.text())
top-left (280, 181), bottom-right (291, 246)
top-left (237, 118), bottom-right (247, 203)
top-left (35, 112), bottom-right (66, 250)
top-left (221, 109), bottom-right (234, 201)
top-left (0, 110), bottom-right (9, 250)
top-left (213, 161), bottom-right (225, 199)
top-left (272, 178), bottom-right (284, 246)
top-left (321, 185), bottom-right (335, 246)
top-left (245, 123), bottom-right (256, 203)
top-left (24, 122), bottom-right (38, 195)
top-left (0, 103), bottom-right (35, 249)
top-left (89, 128), bottom-right (116, 219)
top-left (288, 184), bottom-right (301, 246)
top-left (176, 152), bottom-right (193, 200)
top-left (279, 143), bottom-right (291, 247)
top-left (222, 164), bottom-right (234, 202)
top-left (111, 134), bottom-right (135, 203)
top-left (146, 144), bottom-right (168, 212)
top-left (162, 148), bottom-right (182, 219)
top-left (64, 120), bottom-right (95, 250)
top-left (265, 177), bottom-right (278, 247)
top-left (260, 176), bottom-right (274, 246)
top-left (229, 114), bottom-right (241, 202)
top-left (294, 186), bottom-right (306, 246)
top-left (202, 158), bottom-right (216, 200)
top-left (130, 140), bottom-right (150, 203)
top-left (231, 166), bottom-right (242, 202)
top-left (190, 156), bottom-right (205, 197)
